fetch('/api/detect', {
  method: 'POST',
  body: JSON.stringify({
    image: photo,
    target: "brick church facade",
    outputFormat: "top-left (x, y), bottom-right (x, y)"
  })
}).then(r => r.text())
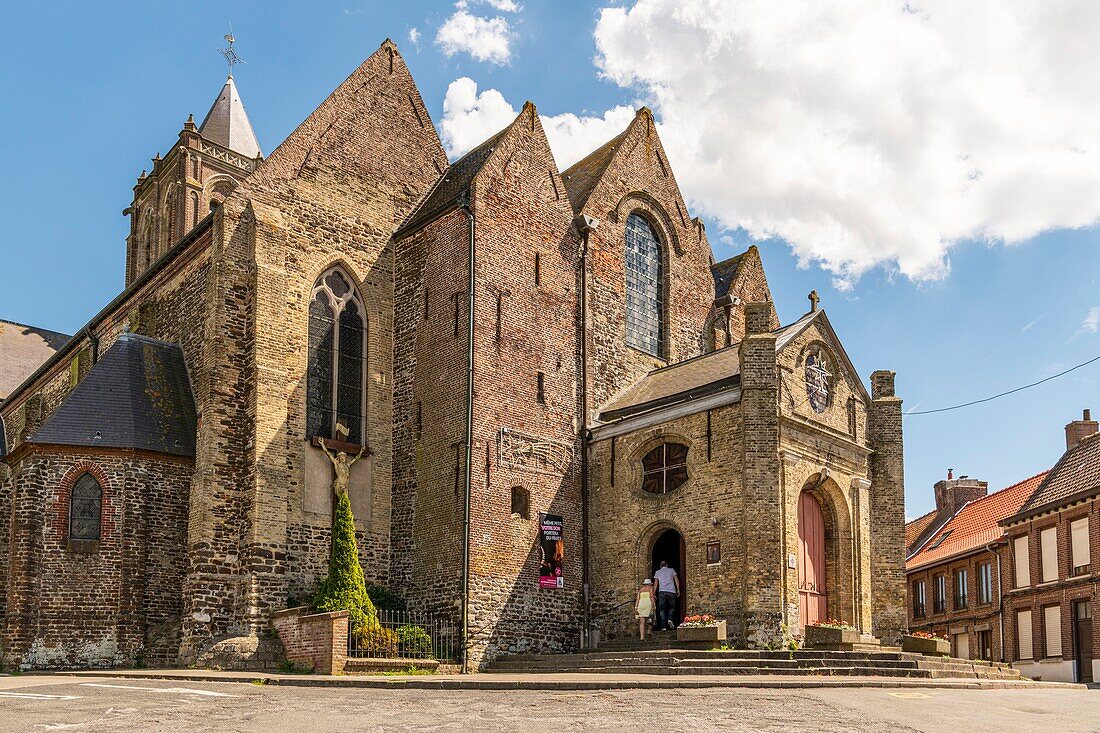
top-left (0, 41), bottom-right (906, 670)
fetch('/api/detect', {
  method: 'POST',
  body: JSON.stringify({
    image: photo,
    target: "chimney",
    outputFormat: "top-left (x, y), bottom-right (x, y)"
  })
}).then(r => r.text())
top-left (933, 473), bottom-right (988, 514)
top-left (1065, 409), bottom-right (1099, 451)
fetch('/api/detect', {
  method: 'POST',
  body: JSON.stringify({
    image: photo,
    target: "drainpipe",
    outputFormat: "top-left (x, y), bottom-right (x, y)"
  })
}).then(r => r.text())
top-left (461, 196), bottom-right (476, 673)
top-left (987, 542), bottom-right (1004, 662)
top-left (574, 214), bottom-right (598, 648)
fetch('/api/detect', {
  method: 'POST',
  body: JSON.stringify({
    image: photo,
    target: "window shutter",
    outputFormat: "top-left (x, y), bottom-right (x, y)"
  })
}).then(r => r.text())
top-left (1040, 527), bottom-right (1058, 582)
top-left (1017, 610), bottom-right (1033, 660)
top-left (1071, 518), bottom-right (1090, 569)
top-left (1014, 536), bottom-right (1030, 588)
top-left (1044, 605), bottom-right (1061, 658)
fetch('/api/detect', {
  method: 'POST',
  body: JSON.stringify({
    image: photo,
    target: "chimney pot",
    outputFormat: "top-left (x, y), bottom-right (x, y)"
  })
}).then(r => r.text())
top-left (947, 468), bottom-right (953, 480)
top-left (1065, 408), bottom-right (1099, 451)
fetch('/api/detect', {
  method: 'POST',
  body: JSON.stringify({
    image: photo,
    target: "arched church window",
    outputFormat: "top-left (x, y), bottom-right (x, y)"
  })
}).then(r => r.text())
top-left (624, 213), bottom-right (665, 356)
top-left (805, 347), bottom-right (833, 413)
top-left (307, 267), bottom-right (367, 444)
top-left (69, 473), bottom-right (102, 541)
top-left (190, 191), bottom-right (200, 227)
top-left (640, 443), bottom-right (688, 494)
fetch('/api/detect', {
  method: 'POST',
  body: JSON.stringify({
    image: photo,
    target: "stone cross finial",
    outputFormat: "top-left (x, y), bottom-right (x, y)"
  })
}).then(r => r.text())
top-left (809, 290), bottom-right (820, 312)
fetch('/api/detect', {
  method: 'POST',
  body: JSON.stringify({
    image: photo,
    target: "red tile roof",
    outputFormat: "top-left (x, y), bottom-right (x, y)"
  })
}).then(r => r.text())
top-left (906, 471), bottom-right (1048, 571)
top-left (905, 510), bottom-right (937, 549)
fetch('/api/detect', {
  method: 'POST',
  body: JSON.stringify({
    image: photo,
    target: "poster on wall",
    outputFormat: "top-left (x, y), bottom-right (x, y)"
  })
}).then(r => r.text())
top-left (538, 513), bottom-right (565, 589)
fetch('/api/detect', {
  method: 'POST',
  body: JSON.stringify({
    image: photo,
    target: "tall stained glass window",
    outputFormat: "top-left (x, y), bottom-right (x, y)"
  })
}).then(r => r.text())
top-left (69, 473), bottom-right (102, 541)
top-left (624, 213), bottom-right (665, 356)
top-left (307, 267), bottom-right (367, 444)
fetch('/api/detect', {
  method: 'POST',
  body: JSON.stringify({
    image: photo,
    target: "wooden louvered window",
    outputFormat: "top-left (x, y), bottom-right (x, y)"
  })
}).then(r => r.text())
top-left (640, 443), bottom-right (688, 494)
top-left (307, 268), bottom-right (367, 445)
top-left (69, 473), bottom-right (102, 541)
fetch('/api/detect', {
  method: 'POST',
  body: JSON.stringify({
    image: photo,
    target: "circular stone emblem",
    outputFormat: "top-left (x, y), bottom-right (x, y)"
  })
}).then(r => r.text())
top-left (805, 349), bottom-right (833, 413)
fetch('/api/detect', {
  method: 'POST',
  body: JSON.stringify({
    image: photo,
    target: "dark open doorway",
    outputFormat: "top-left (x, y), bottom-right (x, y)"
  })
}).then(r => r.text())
top-left (650, 528), bottom-right (686, 626)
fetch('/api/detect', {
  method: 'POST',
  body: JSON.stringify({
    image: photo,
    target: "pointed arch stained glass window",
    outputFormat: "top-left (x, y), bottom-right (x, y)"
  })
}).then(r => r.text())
top-left (307, 268), bottom-right (367, 444)
top-left (624, 213), bottom-right (665, 356)
top-left (69, 473), bottom-right (102, 541)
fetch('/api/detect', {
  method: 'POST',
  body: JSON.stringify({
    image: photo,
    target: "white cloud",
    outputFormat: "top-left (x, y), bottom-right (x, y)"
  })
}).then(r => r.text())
top-left (408, 27), bottom-right (421, 47)
top-left (484, 0), bottom-right (521, 11)
top-left (585, 0), bottom-right (1100, 287)
top-left (436, 7), bottom-right (513, 65)
top-left (440, 78), bottom-right (635, 167)
top-left (1080, 307), bottom-right (1100, 334)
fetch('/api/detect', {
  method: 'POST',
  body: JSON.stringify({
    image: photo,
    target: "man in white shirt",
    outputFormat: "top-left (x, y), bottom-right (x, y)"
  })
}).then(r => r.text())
top-left (652, 560), bottom-right (680, 630)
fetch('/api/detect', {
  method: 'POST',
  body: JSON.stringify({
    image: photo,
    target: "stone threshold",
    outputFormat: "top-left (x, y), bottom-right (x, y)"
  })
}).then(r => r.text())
top-left (43, 669), bottom-right (1084, 691)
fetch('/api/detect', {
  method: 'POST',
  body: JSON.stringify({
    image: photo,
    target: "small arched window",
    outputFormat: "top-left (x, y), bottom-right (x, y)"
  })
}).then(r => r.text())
top-left (69, 473), bottom-right (102, 541)
top-left (190, 191), bottom-right (200, 227)
top-left (307, 267), bottom-right (367, 444)
top-left (624, 213), bottom-right (665, 356)
top-left (510, 486), bottom-right (530, 519)
top-left (640, 443), bottom-right (688, 494)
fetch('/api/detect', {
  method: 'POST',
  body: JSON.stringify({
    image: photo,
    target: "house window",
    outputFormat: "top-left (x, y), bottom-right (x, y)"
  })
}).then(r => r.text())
top-left (640, 443), bottom-right (688, 494)
top-left (624, 213), bottom-right (665, 357)
top-left (954, 569), bottom-right (969, 610)
top-left (977, 562), bottom-right (993, 605)
top-left (1071, 517), bottom-right (1090, 575)
top-left (1017, 609), bottom-right (1033, 660)
top-left (912, 580), bottom-right (926, 618)
top-left (510, 486), bottom-right (529, 519)
top-left (307, 267), bottom-right (367, 444)
top-left (1040, 526), bottom-right (1058, 583)
top-left (933, 574), bottom-right (947, 614)
top-left (1043, 605), bottom-right (1062, 658)
top-left (1013, 535), bottom-right (1031, 588)
top-left (69, 473), bottom-right (102, 541)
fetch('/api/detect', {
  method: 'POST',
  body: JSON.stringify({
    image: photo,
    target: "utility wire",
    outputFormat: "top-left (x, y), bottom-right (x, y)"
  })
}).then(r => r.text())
top-left (904, 354), bottom-right (1100, 416)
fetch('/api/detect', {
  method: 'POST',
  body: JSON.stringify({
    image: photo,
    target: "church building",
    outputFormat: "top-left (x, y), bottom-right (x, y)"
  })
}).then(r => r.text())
top-left (0, 40), bottom-right (906, 670)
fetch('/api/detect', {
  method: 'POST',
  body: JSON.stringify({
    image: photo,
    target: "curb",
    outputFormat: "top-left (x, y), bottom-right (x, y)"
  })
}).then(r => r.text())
top-left (45, 670), bottom-right (1085, 692)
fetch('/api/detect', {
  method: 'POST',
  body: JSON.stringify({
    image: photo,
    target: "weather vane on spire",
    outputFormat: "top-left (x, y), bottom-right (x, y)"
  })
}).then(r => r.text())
top-left (218, 29), bottom-right (244, 78)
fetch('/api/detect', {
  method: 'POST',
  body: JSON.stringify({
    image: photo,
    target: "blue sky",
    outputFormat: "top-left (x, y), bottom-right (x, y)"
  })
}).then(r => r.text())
top-left (1, 1), bottom-right (1097, 517)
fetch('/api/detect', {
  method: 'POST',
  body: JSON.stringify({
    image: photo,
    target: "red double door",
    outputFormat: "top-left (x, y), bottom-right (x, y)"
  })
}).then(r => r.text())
top-left (797, 491), bottom-right (827, 627)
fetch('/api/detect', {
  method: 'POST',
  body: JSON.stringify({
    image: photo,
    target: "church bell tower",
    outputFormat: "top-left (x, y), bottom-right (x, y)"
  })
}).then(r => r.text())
top-left (123, 35), bottom-right (263, 286)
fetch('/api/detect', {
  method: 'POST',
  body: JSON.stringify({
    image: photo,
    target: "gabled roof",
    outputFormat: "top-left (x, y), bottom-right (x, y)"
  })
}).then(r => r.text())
top-left (393, 127), bottom-right (508, 238)
top-left (598, 310), bottom-right (820, 422)
top-left (28, 333), bottom-right (196, 458)
top-left (199, 75), bottom-right (262, 159)
top-left (907, 471), bottom-right (1048, 571)
top-left (1006, 433), bottom-right (1100, 523)
top-left (711, 253), bottom-right (746, 301)
top-left (905, 509), bottom-right (937, 550)
top-left (0, 319), bottom-right (69, 400)
top-left (560, 129), bottom-right (629, 213)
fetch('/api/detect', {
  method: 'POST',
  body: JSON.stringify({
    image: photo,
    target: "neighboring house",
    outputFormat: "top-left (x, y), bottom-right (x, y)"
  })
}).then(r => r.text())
top-left (906, 471), bottom-right (1046, 662)
top-left (0, 320), bottom-right (69, 401)
top-left (1000, 410), bottom-right (1099, 683)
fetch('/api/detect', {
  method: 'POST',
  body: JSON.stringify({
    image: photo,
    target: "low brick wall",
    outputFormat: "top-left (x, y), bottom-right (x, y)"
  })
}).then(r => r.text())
top-left (272, 607), bottom-right (349, 674)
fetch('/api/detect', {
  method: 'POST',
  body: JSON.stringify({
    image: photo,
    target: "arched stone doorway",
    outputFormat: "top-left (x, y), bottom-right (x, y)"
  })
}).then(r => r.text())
top-left (650, 528), bottom-right (686, 626)
top-left (797, 490), bottom-right (828, 627)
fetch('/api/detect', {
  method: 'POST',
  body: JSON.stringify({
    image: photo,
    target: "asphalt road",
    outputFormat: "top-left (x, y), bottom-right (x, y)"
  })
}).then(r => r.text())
top-left (0, 675), bottom-right (1096, 732)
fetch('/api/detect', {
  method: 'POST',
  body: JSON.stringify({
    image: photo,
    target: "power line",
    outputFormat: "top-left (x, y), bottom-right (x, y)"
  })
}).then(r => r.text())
top-left (905, 354), bottom-right (1100, 416)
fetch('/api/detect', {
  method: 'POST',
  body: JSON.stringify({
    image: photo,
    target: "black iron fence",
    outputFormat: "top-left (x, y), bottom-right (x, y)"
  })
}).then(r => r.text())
top-left (347, 609), bottom-right (459, 662)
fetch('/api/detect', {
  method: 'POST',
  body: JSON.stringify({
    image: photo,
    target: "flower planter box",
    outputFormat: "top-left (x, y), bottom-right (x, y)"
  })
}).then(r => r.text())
top-left (804, 625), bottom-right (860, 648)
top-left (676, 620), bottom-right (727, 643)
top-left (902, 635), bottom-right (950, 656)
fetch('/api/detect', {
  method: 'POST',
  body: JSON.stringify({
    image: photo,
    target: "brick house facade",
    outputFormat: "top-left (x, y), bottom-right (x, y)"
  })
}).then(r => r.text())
top-left (0, 40), bottom-right (907, 670)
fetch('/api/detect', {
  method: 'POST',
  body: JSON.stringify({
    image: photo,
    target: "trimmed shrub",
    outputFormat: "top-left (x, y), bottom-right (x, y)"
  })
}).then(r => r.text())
top-left (356, 626), bottom-right (399, 658)
top-left (396, 625), bottom-right (433, 659)
top-left (312, 490), bottom-right (378, 636)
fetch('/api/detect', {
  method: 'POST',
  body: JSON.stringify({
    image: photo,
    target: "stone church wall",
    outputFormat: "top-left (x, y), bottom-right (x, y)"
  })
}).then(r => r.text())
top-left (2, 450), bottom-right (191, 670)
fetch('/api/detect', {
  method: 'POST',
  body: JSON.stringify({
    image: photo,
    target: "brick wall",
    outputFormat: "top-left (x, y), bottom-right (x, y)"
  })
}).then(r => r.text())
top-left (272, 607), bottom-right (348, 674)
top-left (867, 371), bottom-right (907, 643)
top-left (907, 549), bottom-right (1006, 661)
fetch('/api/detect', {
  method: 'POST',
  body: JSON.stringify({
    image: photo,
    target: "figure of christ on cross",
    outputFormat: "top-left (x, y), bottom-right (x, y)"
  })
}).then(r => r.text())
top-left (318, 437), bottom-right (366, 497)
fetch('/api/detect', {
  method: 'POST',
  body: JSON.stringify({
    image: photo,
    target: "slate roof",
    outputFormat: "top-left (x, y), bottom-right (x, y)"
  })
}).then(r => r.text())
top-left (199, 75), bottom-right (262, 158)
top-left (394, 128), bottom-right (507, 238)
top-left (598, 310), bottom-right (819, 422)
top-left (560, 129), bottom-right (628, 214)
top-left (907, 472), bottom-right (1047, 571)
top-left (28, 333), bottom-right (196, 458)
top-left (711, 253), bottom-right (746, 301)
top-left (0, 319), bottom-right (70, 400)
top-left (1006, 433), bottom-right (1100, 522)
top-left (905, 510), bottom-right (937, 550)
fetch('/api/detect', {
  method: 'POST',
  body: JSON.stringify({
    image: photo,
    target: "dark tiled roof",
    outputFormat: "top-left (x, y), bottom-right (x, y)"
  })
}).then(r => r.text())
top-left (598, 312), bottom-right (818, 422)
top-left (0, 320), bottom-right (70, 400)
top-left (560, 129), bottom-right (628, 214)
top-left (905, 510), bottom-right (937, 550)
top-left (1007, 433), bottom-right (1100, 521)
top-left (394, 128), bottom-right (507, 238)
top-left (29, 334), bottom-right (196, 457)
top-left (907, 472), bottom-right (1046, 570)
top-left (711, 253), bottom-right (745, 300)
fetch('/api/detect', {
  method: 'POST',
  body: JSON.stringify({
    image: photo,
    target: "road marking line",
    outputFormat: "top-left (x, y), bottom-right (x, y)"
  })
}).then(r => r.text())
top-left (79, 683), bottom-right (236, 698)
top-left (0, 691), bottom-right (82, 700)
top-left (886, 692), bottom-right (933, 699)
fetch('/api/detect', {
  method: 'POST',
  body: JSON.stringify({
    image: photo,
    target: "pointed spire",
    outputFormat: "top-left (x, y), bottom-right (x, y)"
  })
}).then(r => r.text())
top-left (198, 75), bottom-right (262, 158)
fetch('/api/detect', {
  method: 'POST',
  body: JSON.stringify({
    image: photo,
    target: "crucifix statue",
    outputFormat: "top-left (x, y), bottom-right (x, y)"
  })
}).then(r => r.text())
top-left (319, 436), bottom-right (365, 497)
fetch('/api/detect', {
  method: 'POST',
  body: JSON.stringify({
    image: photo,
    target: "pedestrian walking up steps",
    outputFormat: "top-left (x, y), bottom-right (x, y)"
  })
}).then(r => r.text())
top-left (487, 645), bottom-right (1022, 681)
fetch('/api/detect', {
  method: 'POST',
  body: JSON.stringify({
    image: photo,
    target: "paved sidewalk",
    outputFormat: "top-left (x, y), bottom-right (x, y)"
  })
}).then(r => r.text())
top-left (45, 668), bottom-right (1084, 691)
